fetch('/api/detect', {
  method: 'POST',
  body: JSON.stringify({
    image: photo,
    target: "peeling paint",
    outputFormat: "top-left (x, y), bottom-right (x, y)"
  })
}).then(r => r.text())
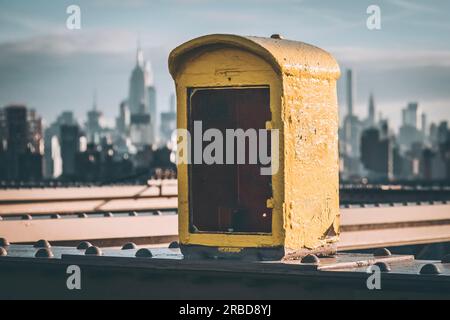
top-left (169, 34), bottom-right (340, 257)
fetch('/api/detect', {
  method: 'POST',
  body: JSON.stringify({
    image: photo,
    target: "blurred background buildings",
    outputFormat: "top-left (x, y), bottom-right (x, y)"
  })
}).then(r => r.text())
top-left (0, 46), bottom-right (177, 183)
top-left (340, 69), bottom-right (450, 183)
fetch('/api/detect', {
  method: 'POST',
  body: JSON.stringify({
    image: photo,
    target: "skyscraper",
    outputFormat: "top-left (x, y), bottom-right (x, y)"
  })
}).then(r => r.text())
top-left (128, 45), bottom-right (148, 115)
top-left (368, 93), bottom-right (375, 128)
top-left (44, 111), bottom-right (77, 179)
top-left (342, 69), bottom-right (362, 158)
top-left (1, 105), bottom-right (43, 180)
top-left (360, 126), bottom-right (393, 180)
top-left (85, 92), bottom-right (103, 143)
top-left (398, 102), bottom-right (423, 148)
top-left (128, 44), bottom-right (155, 147)
top-left (60, 124), bottom-right (80, 178)
top-left (148, 84), bottom-right (157, 142)
top-left (404, 102), bottom-right (419, 129)
top-left (346, 69), bottom-right (354, 117)
top-left (160, 93), bottom-right (177, 145)
top-left (421, 113), bottom-right (427, 136)
top-left (116, 100), bottom-right (130, 135)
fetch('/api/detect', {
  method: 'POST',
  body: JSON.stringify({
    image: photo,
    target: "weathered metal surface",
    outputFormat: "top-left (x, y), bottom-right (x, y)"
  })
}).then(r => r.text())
top-left (0, 215), bottom-right (178, 244)
top-left (1, 182), bottom-right (448, 216)
top-left (169, 34), bottom-right (340, 257)
top-left (1, 203), bottom-right (449, 250)
top-left (0, 180), bottom-right (177, 215)
top-left (339, 224), bottom-right (450, 250)
top-left (0, 197), bottom-right (178, 215)
top-left (340, 184), bottom-right (450, 205)
top-left (0, 181), bottom-right (177, 203)
top-left (0, 245), bottom-right (449, 299)
top-left (341, 204), bottom-right (450, 228)
top-left (339, 203), bottom-right (450, 250)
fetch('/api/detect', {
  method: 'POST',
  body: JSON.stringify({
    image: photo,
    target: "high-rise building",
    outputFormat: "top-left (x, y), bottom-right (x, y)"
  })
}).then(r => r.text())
top-left (367, 93), bottom-right (375, 128)
top-left (44, 111), bottom-right (77, 179)
top-left (60, 124), bottom-right (80, 178)
top-left (116, 100), bottom-right (130, 135)
top-left (146, 61), bottom-right (157, 142)
top-left (403, 102), bottom-right (419, 129)
top-left (342, 69), bottom-right (362, 159)
top-left (129, 45), bottom-right (148, 115)
top-left (360, 126), bottom-right (393, 180)
top-left (85, 92), bottom-right (103, 143)
top-left (421, 113), bottom-right (427, 136)
top-left (27, 109), bottom-right (43, 154)
top-left (160, 93), bottom-right (177, 145)
top-left (346, 69), bottom-right (354, 117)
top-left (128, 45), bottom-right (155, 147)
top-left (0, 105), bottom-right (43, 180)
top-left (398, 102), bottom-right (423, 148)
top-left (437, 121), bottom-right (448, 145)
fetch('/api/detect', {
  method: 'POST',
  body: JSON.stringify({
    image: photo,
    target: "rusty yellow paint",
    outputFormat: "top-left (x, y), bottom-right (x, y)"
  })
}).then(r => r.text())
top-left (169, 34), bottom-right (340, 256)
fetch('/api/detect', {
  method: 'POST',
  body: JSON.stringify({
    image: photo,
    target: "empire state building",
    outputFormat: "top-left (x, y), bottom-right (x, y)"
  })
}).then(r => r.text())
top-left (128, 45), bottom-right (156, 147)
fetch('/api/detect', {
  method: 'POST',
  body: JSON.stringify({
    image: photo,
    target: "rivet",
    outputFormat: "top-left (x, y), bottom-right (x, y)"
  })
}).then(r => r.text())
top-left (441, 254), bottom-right (450, 263)
top-left (76, 241), bottom-right (92, 250)
top-left (374, 261), bottom-right (391, 272)
top-left (85, 246), bottom-right (102, 256)
top-left (0, 247), bottom-right (7, 256)
top-left (121, 242), bottom-right (137, 250)
top-left (51, 214), bottom-right (61, 219)
top-left (129, 211), bottom-right (138, 217)
top-left (33, 239), bottom-right (51, 248)
top-left (153, 211), bottom-right (162, 216)
top-left (35, 248), bottom-right (53, 258)
top-left (168, 241), bottom-right (180, 249)
top-left (419, 263), bottom-right (441, 275)
top-left (270, 34), bottom-right (283, 39)
top-left (373, 248), bottom-right (391, 257)
top-left (78, 213), bottom-right (88, 218)
top-left (135, 248), bottom-right (153, 258)
top-left (301, 254), bottom-right (320, 264)
top-left (22, 214), bottom-right (32, 220)
top-left (0, 237), bottom-right (10, 246)
top-left (104, 212), bottom-right (114, 217)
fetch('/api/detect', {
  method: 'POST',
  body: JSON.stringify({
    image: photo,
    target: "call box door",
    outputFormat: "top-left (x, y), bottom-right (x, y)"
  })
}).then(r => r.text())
top-left (188, 87), bottom-right (272, 233)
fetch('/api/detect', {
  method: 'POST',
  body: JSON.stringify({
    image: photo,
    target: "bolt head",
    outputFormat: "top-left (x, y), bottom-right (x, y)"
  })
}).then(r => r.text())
top-left (35, 248), bottom-right (53, 258)
top-left (373, 248), bottom-right (391, 257)
top-left (34, 239), bottom-right (51, 248)
top-left (0, 238), bottom-right (10, 247)
top-left (168, 241), bottom-right (180, 249)
top-left (76, 241), bottom-right (92, 250)
top-left (419, 263), bottom-right (441, 275)
top-left (85, 246), bottom-right (103, 256)
top-left (135, 248), bottom-right (153, 258)
top-left (270, 34), bottom-right (283, 39)
top-left (121, 242), bottom-right (137, 250)
top-left (301, 254), bottom-right (320, 264)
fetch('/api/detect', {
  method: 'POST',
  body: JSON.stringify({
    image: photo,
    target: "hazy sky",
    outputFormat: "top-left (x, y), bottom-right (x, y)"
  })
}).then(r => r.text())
top-left (0, 0), bottom-right (449, 131)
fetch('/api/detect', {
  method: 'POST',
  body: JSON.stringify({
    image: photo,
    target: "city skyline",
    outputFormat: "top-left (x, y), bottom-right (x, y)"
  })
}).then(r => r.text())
top-left (0, 0), bottom-right (450, 130)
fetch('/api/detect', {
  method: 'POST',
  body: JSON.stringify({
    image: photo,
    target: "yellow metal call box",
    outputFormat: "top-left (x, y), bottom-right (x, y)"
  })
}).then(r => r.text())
top-left (169, 34), bottom-right (340, 260)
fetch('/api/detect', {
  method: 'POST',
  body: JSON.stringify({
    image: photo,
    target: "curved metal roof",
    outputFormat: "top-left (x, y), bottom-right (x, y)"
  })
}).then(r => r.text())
top-left (168, 34), bottom-right (340, 80)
